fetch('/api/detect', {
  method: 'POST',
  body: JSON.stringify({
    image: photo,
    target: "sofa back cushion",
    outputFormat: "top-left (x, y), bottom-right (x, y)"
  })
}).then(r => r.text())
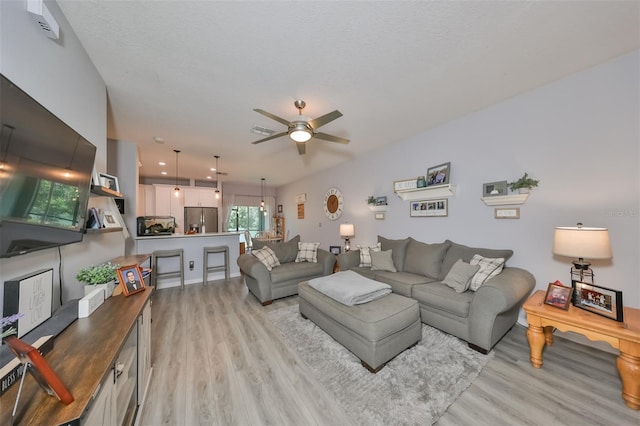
top-left (439, 240), bottom-right (513, 280)
top-left (378, 236), bottom-right (410, 272)
top-left (403, 238), bottom-right (451, 279)
top-left (252, 235), bottom-right (300, 263)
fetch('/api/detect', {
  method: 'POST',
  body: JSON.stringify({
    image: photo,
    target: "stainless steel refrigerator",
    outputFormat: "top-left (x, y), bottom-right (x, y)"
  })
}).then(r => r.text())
top-left (184, 207), bottom-right (218, 233)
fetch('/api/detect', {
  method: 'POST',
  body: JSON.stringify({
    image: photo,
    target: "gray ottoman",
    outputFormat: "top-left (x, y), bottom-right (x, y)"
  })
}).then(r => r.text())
top-left (298, 281), bottom-right (421, 373)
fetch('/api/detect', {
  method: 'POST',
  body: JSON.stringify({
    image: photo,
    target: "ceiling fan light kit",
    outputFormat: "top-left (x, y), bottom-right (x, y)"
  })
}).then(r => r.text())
top-left (252, 99), bottom-right (349, 154)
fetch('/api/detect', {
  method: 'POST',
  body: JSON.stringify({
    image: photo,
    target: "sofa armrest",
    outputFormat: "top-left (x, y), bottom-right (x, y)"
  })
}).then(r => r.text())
top-left (237, 253), bottom-right (272, 283)
top-left (317, 249), bottom-right (337, 275)
top-left (337, 250), bottom-right (360, 271)
top-left (471, 267), bottom-right (536, 315)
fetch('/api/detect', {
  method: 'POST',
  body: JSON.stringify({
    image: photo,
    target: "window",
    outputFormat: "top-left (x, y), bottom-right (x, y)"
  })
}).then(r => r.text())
top-left (229, 205), bottom-right (261, 237)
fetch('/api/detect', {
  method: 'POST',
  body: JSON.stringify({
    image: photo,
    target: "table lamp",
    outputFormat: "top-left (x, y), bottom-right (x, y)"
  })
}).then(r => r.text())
top-left (552, 223), bottom-right (612, 284)
top-left (340, 223), bottom-right (355, 252)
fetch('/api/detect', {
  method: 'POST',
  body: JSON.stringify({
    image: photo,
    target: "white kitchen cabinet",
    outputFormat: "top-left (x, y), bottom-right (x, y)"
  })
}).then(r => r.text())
top-left (137, 185), bottom-right (156, 216)
top-left (183, 187), bottom-right (217, 207)
top-left (154, 185), bottom-right (182, 216)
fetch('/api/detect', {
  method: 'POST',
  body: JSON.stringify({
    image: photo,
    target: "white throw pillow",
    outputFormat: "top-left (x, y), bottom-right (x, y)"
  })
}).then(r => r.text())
top-left (357, 243), bottom-right (381, 267)
top-left (295, 242), bottom-right (320, 263)
top-left (442, 259), bottom-right (480, 293)
top-left (469, 254), bottom-right (505, 291)
top-left (252, 246), bottom-right (280, 271)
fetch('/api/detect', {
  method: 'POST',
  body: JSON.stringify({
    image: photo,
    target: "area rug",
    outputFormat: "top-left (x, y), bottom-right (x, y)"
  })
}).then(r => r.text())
top-left (268, 305), bottom-right (493, 426)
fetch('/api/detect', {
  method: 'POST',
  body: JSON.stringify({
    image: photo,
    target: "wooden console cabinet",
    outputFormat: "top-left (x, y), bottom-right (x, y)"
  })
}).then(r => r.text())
top-left (0, 282), bottom-right (152, 425)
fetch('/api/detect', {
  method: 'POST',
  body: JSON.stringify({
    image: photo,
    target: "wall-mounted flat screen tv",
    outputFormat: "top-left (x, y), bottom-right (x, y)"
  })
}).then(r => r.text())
top-left (0, 74), bottom-right (97, 258)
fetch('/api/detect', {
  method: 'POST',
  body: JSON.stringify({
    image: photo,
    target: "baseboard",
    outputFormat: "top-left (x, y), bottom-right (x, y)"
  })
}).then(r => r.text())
top-left (155, 272), bottom-right (241, 289)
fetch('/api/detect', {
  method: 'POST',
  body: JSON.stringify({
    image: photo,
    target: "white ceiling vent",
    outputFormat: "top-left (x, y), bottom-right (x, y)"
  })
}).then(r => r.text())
top-left (251, 126), bottom-right (275, 136)
top-left (27, 0), bottom-right (60, 40)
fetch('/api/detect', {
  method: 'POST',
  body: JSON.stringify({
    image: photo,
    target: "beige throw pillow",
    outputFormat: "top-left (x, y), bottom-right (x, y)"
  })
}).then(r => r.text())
top-left (442, 259), bottom-right (480, 293)
top-left (357, 243), bottom-right (381, 267)
top-left (252, 246), bottom-right (280, 271)
top-left (469, 254), bottom-right (505, 291)
top-left (295, 242), bottom-right (320, 263)
top-left (370, 249), bottom-right (397, 272)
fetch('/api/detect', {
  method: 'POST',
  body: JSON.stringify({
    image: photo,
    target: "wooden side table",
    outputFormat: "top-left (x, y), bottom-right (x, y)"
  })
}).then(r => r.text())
top-left (523, 290), bottom-right (640, 410)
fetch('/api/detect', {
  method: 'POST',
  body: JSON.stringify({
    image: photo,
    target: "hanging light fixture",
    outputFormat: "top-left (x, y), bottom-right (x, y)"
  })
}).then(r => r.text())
top-left (260, 178), bottom-right (265, 212)
top-left (214, 155), bottom-right (221, 199)
top-left (173, 149), bottom-right (181, 197)
top-left (262, 178), bottom-right (268, 216)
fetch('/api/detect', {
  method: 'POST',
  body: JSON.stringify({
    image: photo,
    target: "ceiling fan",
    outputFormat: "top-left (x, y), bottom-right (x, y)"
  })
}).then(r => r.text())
top-left (252, 100), bottom-right (349, 155)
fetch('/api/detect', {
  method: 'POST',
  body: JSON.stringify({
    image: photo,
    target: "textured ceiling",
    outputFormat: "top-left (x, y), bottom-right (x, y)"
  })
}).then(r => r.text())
top-left (57, 1), bottom-right (639, 186)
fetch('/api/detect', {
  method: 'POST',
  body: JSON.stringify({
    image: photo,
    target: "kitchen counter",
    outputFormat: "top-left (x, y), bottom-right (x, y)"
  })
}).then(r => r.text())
top-left (134, 232), bottom-right (241, 288)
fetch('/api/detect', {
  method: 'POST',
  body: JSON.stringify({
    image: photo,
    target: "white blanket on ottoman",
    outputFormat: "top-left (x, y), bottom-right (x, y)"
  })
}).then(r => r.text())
top-left (308, 270), bottom-right (392, 306)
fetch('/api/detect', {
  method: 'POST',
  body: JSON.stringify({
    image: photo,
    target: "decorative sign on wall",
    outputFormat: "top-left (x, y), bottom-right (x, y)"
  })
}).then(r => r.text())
top-left (297, 203), bottom-right (305, 219)
top-left (295, 193), bottom-right (307, 203)
top-left (3, 269), bottom-right (53, 338)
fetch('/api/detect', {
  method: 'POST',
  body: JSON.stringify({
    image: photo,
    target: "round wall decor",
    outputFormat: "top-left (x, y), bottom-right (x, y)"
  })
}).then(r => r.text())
top-left (323, 187), bottom-right (344, 220)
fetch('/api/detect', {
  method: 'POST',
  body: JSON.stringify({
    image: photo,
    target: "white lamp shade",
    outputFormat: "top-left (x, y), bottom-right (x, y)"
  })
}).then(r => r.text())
top-left (552, 227), bottom-right (612, 259)
top-left (340, 223), bottom-right (355, 238)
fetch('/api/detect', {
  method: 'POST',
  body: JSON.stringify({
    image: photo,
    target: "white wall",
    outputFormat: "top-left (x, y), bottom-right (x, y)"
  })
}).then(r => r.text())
top-left (278, 50), bottom-right (640, 311)
top-left (0, 0), bottom-right (123, 309)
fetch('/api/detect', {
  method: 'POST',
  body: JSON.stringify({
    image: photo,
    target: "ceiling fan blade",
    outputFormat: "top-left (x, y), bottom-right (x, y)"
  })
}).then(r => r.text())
top-left (314, 132), bottom-right (350, 144)
top-left (296, 142), bottom-right (306, 155)
top-left (307, 110), bottom-right (343, 130)
top-left (251, 131), bottom-right (288, 144)
top-left (253, 109), bottom-right (292, 127)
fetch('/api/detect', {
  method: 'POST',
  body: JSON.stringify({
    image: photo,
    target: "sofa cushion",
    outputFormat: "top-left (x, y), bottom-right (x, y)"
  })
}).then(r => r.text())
top-left (350, 266), bottom-right (377, 280)
top-left (357, 243), bottom-right (381, 267)
top-left (372, 271), bottom-right (435, 297)
top-left (370, 249), bottom-right (397, 272)
top-left (251, 246), bottom-right (280, 271)
top-left (378, 236), bottom-right (410, 272)
top-left (442, 259), bottom-right (480, 293)
top-left (412, 282), bottom-right (473, 318)
top-left (403, 238), bottom-right (450, 279)
top-left (469, 254), bottom-right (505, 291)
top-left (253, 235), bottom-right (300, 263)
top-left (295, 241), bottom-right (320, 263)
top-left (439, 240), bottom-right (513, 280)
top-left (270, 261), bottom-right (324, 284)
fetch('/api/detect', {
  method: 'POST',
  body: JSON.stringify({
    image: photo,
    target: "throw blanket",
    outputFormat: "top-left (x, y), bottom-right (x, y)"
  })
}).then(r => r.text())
top-left (308, 270), bottom-right (392, 306)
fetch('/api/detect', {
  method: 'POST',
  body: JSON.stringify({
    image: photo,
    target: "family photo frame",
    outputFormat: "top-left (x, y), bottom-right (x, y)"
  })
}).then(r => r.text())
top-left (410, 199), bottom-right (448, 217)
top-left (329, 246), bottom-right (342, 255)
top-left (117, 265), bottom-right (145, 296)
top-left (483, 180), bottom-right (508, 197)
top-left (543, 282), bottom-right (572, 310)
top-left (572, 281), bottom-right (624, 322)
top-left (98, 172), bottom-right (119, 193)
top-left (426, 162), bottom-right (450, 186)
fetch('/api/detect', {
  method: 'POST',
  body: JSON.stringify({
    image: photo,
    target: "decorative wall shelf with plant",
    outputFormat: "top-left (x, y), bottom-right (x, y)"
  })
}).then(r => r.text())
top-left (366, 195), bottom-right (388, 212)
top-left (481, 193), bottom-right (529, 206)
top-left (394, 184), bottom-right (456, 201)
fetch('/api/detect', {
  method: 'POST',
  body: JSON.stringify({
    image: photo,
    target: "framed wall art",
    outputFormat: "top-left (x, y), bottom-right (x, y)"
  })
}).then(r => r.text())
top-left (329, 246), bottom-right (342, 255)
top-left (98, 172), bottom-right (119, 192)
top-left (410, 199), bottom-right (448, 217)
top-left (572, 281), bottom-right (623, 322)
top-left (483, 180), bottom-right (508, 197)
top-left (426, 162), bottom-right (450, 186)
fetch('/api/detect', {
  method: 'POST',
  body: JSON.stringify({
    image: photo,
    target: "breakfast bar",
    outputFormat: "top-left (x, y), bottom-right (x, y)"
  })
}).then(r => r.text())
top-left (134, 232), bottom-right (241, 288)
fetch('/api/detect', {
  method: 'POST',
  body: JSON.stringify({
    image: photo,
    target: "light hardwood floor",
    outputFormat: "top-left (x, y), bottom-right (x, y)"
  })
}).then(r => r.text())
top-left (139, 277), bottom-right (640, 426)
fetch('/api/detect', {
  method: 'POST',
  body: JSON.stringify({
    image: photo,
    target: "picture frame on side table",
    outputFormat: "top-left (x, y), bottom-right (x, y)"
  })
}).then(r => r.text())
top-left (426, 162), bottom-right (450, 186)
top-left (98, 172), bottom-right (119, 192)
top-left (410, 199), bottom-right (448, 217)
top-left (543, 282), bottom-right (573, 310)
top-left (329, 246), bottom-right (342, 255)
top-left (117, 265), bottom-right (145, 296)
top-left (572, 281), bottom-right (624, 322)
top-left (483, 180), bottom-right (508, 197)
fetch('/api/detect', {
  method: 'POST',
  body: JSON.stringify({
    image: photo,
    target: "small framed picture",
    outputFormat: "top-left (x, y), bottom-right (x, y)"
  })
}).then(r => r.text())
top-left (495, 207), bottom-right (520, 219)
top-left (375, 212), bottom-right (385, 220)
top-left (117, 265), bottom-right (145, 296)
top-left (101, 210), bottom-right (120, 228)
top-left (543, 282), bottom-right (573, 310)
top-left (329, 246), bottom-right (342, 255)
top-left (410, 199), bottom-right (448, 217)
top-left (277, 204), bottom-right (283, 213)
top-left (572, 281), bottom-right (623, 322)
top-left (483, 180), bottom-right (508, 197)
top-left (426, 162), bottom-right (450, 186)
top-left (91, 167), bottom-right (101, 187)
top-left (98, 172), bottom-right (119, 192)
top-left (375, 196), bottom-right (387, 206)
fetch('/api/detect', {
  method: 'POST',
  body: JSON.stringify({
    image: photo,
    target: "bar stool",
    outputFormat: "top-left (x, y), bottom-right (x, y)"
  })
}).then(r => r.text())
top-left (203, 245), bottom-right (230, 285)
top-left (152, 249), bottom-right (185, 290)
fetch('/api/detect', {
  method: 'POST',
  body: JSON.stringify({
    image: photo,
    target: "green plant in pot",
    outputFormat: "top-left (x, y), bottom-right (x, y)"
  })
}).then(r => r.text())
top-left (508, 172), bottom-right (539, 194)
top-left (76, 262), bottom-right (120, 299)
top-left (366, 196), bottom-right (377, 205)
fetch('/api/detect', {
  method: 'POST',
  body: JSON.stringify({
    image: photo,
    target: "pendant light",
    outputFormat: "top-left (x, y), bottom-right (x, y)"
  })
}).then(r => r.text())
top-left (261, 178), bottom-right (267, 216)
top-left (260, 178), bottom-right (265, 212)
top-left (214, 155), bottom-right (220, 199)
top-left (173, 149), bottom-right (181, 197)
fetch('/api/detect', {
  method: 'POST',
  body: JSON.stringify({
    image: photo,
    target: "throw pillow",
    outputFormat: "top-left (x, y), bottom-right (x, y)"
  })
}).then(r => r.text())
top-left (442, 259), bottom-right (480, 293)
top-left (295, 242), bottom-right (320, 263)
top-left (469, 254), bottom-right (505, 291)
top-left (439, 240), bottom-right (513, 280)
top-left (252, 246), bottom-right (280, 271)
top-left (370, 249), bottom-right (397, 272)
top-left (403, 238), bottom-right (451, 279)
top-left (253, 235), bottom-right (300, 263)
top-left (357, 243), bottom-right (381, 267)
top-left (378, 236), bottom-right (410, 272)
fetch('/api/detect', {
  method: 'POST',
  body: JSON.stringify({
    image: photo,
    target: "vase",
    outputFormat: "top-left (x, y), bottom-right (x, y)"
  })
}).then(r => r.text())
top-left (416, 176), bottom-right (427, 188)
top-left (518, 188), bottom-right (530, 194)
top-left (84, 281), bottom-right (116, 299)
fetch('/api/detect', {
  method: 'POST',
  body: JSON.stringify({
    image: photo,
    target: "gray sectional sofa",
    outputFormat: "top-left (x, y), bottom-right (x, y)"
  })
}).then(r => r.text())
top-left (237, 235), bottom-right (336, 305)
top-left (337, 236), bottom-right (535, 353)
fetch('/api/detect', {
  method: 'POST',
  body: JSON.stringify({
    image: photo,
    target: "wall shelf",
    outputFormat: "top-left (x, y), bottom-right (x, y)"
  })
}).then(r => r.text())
top-left (91, 185), bottom-right (123, 198)
top-left (394, 184), bottom-right (456, 201)
top-left (367, 205), bottom-right (388, 212)
top-left (481, 193), bottom-right (529, 206)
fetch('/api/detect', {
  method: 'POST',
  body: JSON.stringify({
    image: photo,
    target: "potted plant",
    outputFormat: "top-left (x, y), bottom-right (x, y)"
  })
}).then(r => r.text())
top-left (508, 172), bottom-right (539, 194)
top-left (366, 196), bottom-right (377, 205)
top-left (76, 262), bottom-right (120, 299)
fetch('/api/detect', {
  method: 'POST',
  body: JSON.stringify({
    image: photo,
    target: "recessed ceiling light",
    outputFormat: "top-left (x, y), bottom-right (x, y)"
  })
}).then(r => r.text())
top-left (210, 167), bottom-right (216, 171)
top-left (161, 171), bottom-right (168, 175)
top-left (159, 161), bottom-right (166, 166)
top-left (206, 176), bottom-right (212, 179)
top-left (153, 137), bottom-right (165, 144)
